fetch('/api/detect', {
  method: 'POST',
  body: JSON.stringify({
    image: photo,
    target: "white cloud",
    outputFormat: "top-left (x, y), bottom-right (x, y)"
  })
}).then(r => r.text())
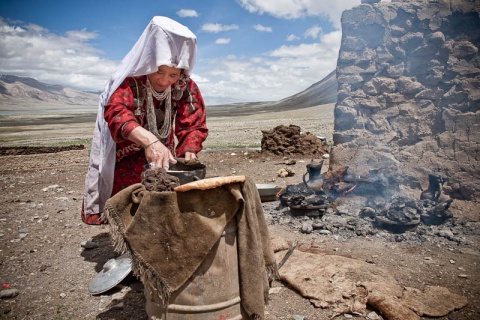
top-left (201, 23), bottom-right (239, 33)
top-left (65, 28), bottom-right (98, 41)
top-left (0, 17), bottom-right (116, 91)
top-left (177, 9), bottom-right (199, 18)
top-left (269, 30), bottom-right (341, 58)
top-left (235, 0), bottom-right (361, 28)
top-left (270, 43), bottom-right (324, 58)
top-left (198, 30), bottom-right (341, 104)
top-left (0, 13), bottom-right (343, 105)
top-left (190, 73), bottom-right (209, 83)
top-left (215, 38), bottom-right (231, 44)
top-left (253, 24), bottom-right (272, 32)
top-left (304, 25), bottom-right (322, 39)
top-left (286, 34), bottom-right (300, 41)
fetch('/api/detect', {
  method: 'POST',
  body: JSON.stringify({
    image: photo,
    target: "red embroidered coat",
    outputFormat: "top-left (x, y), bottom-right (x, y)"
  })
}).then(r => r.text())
top-left (104, 76), bottom-right (208, 161)
top-left (102, 75), bottom-right (208, 198)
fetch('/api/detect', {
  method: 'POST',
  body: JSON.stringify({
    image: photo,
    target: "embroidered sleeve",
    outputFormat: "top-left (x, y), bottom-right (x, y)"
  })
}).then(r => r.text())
top-left (174, 79), bottom-right (209, 156)
top-left (104, 79), bottom-right (140, 142)
top-left (120, 120), bottom-right (141, 139)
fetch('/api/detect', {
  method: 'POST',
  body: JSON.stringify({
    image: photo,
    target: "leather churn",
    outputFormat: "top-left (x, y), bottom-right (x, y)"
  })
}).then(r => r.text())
top-left (145, 218), bottom-right (243, 320)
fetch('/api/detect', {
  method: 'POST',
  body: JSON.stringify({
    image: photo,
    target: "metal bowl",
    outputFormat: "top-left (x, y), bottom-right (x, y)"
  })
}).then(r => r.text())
top-left (88, 254), bottom-right (132, 295)
top-left (256, 184), bottom-right (282, 202)
top-left (167, 160), bottom-right (207, 185)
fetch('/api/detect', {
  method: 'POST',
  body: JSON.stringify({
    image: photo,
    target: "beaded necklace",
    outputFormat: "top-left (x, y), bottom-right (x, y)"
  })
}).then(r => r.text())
top-left (145, 78), bottom-right (172, 140)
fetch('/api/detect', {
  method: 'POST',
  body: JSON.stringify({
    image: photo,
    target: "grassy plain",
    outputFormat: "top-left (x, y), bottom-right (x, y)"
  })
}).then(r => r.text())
top-left (0, 103), bottom-right (335, 148)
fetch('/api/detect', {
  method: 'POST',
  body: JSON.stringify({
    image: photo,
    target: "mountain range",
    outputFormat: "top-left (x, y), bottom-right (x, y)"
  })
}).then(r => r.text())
top-left (207, 69), bottom-right (337, 116)
top-left (0, 74), bottom-right (100, 113)
top-left (0, 72), bottom-right (337, 116)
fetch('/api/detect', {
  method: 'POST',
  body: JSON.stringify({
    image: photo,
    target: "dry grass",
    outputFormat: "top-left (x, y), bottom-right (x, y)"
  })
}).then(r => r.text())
top-left (204, 103), bottom-right (335, 149)
top-left (0, 103), bottom-right (335, 148)
top-left (0, 123), bottom-right (94, 147)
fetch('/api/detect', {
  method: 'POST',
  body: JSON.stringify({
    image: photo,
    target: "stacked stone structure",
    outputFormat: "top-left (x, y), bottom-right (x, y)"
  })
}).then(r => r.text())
top-left (331, 0), bottom-right (480, 200)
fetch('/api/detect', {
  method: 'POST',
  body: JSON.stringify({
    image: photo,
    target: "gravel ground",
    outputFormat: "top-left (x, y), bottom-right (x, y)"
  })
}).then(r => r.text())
top-left (0, 103), bottom-right (479, 320)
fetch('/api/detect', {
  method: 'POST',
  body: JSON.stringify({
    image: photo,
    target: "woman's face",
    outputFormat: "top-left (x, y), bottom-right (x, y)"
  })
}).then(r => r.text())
top-left (148, 65), bottom-right (182, 92)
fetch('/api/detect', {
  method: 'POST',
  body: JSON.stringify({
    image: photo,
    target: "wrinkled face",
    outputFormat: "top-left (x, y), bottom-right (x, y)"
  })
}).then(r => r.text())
top-left (148, 65), bottom-right (182, 92)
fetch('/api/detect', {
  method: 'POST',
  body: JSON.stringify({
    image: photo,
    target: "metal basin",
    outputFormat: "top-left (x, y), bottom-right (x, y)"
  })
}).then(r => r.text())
top-left (255, 184), bottom-right (282, 202)
top-left (88, 254), bottom-right (132, 295)
top-left (167, 160), bottom-right (206, 185)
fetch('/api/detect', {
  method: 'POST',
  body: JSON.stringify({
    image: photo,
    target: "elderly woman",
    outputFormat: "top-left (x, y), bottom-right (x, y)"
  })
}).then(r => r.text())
top-left (82, 17), bottom-right (208, 225)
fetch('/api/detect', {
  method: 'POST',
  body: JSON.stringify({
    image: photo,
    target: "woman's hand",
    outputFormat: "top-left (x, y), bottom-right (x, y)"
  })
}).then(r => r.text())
top-left (145, 140), bottom-right (177, 169)
top-left (184, 152), bottom-right (198, 163)
top-left (127, 126), bottom-right (177, 169)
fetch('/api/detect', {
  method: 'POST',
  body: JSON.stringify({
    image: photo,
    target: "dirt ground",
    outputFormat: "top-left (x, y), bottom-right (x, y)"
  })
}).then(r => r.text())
top-left (0, 104), bottom-right (479, 320)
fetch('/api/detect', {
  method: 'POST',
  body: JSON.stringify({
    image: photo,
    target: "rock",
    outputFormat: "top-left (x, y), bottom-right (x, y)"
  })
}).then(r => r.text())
top-left (318, 230), bottom-right (333, 235)
top-left (301, 221), bottom-right (314, 234)
top-left (0, 289), bottom-right (20, 299)
top-left (81, 240), bottom-right (99, 249)
top-left (42, 184), bottom-right (61, 192)
top-left (277, 168), bottom-right (294, 178)
top-left (367, 311), bottom-right (381, 319)
top-left (18, 233), bottom-right (27, 240)
top-left (110, 301), bottom-right (124, 309)
top-left (269, 287), bottom-right (283, 294)
top-left (284, 159), bottom-right (296, 165)
top-left (437, 229), bottom-right (454, 239)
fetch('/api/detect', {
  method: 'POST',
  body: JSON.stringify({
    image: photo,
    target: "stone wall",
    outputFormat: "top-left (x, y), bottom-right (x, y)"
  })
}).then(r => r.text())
top-left (331, 0), bottom-right (480, 200)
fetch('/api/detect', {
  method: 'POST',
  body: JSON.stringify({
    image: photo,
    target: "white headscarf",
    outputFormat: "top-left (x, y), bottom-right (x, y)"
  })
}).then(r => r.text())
top-left (83, 16), bottom-right (197, 216)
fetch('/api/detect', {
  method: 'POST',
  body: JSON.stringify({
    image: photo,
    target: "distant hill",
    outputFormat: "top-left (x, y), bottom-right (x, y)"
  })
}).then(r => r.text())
top-left (0, 71), bottom-right (337, 116)
top-left (270, 69), bottom-right (337, 109)
top-left (207, 70), bottom-right (337, 117)
top-left (0, 74), bottom-right (99, 112)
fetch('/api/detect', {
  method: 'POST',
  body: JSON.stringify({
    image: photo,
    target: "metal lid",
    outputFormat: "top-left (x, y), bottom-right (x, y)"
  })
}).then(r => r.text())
top-left (88, 254), bottom-right (133, 295)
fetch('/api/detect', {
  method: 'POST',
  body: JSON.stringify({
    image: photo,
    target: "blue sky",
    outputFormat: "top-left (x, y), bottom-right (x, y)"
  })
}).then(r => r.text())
top-left (0, 0), bottom-right (378, 105)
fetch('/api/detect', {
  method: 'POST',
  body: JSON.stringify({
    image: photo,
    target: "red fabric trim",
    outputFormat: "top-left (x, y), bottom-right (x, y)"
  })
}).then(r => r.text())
top-left (121, 120), bottom-right (140, 140)
top-left (174, 79), bottom-right (208, 156)
top-left (81, 212), bottom-right (104, 225)
top-left (80, 202), bottom-right (107, 225)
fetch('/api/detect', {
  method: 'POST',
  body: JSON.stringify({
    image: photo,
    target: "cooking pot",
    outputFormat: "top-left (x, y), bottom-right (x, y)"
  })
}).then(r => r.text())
top-left (167, 158), bottom-right (207, 185)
